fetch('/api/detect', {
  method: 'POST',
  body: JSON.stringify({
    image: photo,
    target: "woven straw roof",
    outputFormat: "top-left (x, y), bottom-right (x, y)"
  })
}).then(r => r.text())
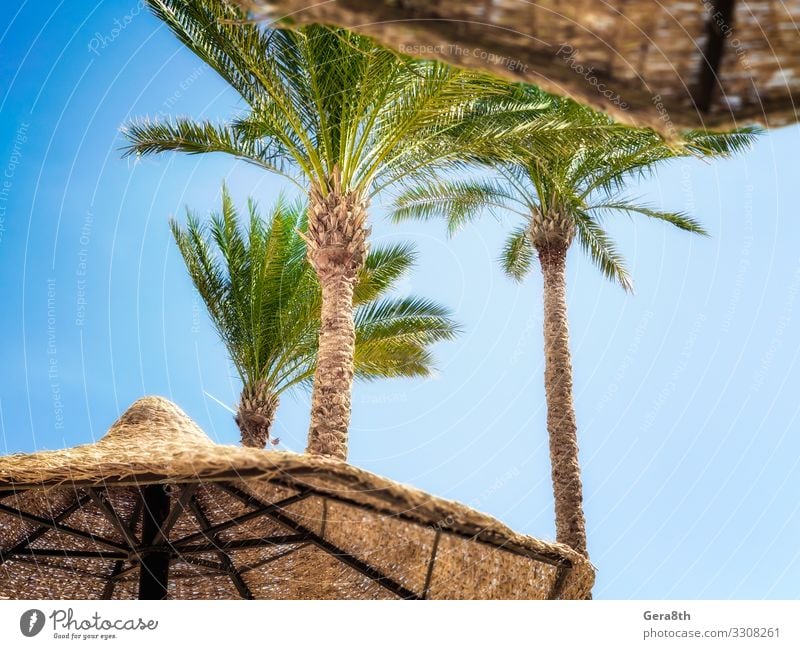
top-left (0, 397), bottom-right (593, 599)
top-left (240, 0), bottom-right (800, 132)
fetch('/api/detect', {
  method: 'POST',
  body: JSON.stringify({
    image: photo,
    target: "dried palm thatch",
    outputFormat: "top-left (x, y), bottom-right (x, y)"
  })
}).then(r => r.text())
top-left (237, 0), bottom-right (800, 132)
top-left (0, 397), bottom-right (593, 599)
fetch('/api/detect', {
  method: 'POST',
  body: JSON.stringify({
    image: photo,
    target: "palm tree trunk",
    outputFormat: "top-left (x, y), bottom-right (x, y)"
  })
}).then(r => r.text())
top-left (304, 174), bottom-right (369, 460)
top-left (236, 385), bottom-right (279, 448)
top-left (306, 271), bottom-right (358, 459)
top-left (537, 244), bottom-right (588, 558)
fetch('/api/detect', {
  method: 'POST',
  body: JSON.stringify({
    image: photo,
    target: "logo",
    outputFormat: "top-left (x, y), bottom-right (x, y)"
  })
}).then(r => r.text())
top-left (20, 609), bottom-right (45, 637)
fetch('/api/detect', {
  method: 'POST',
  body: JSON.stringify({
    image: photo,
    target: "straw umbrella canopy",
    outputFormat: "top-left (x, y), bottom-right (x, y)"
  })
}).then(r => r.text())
top-left (0, 397), bottom-right (593, 600)
top-left (237, 0), bottom-right (800, 132)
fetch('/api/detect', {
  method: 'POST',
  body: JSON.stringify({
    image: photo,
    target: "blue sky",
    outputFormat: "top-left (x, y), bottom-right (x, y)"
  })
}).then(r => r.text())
top-left (1, 1), bottom-right (799, 599)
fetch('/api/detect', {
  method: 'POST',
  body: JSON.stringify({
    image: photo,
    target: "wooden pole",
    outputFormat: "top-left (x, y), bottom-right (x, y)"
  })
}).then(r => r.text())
top-left (694, 0), bottom-right (737, 111)
top-left (138, 485), bottom-right (171, 600)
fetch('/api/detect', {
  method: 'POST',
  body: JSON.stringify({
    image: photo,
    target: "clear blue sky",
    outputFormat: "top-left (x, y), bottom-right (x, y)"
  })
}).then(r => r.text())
top-left (1, 1), bottom-right (798, 599)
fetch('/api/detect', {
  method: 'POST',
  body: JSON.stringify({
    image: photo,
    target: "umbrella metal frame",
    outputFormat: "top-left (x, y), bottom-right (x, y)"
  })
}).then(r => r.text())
top-left (0, 398), bottom-right (593, 600)
top-left (0, 481), bottom-right (575, 600)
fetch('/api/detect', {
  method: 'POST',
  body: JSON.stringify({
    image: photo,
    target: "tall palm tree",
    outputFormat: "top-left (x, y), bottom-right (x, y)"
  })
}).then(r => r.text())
top-left (173, 186), bottom-right (458, 448)
top-left (392, 102), bottom-right (759, 556)
top-left (123, 0), bottom-right (595, 459)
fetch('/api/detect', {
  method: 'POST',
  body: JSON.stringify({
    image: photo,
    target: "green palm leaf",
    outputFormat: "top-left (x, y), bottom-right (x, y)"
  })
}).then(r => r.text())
top-left (573, 213), bottom-right (634, 291)
top-left (392, 179), bottom-right (529, 234)
top-left (393, 93), bottom-right (755, 287)
top-left (126, 1), bottom-right (618, 198)
top-left (172, 188), bottom-right (459, 397)
top-left (588, 201), bottom-right (709, 235)
top-left (500, 227), bottom-right (535, 282)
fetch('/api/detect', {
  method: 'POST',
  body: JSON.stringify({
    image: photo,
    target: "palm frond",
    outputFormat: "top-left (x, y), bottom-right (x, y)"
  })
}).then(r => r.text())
top-left (121, 118), bottom-right (298, 180)
top-left (589, 201), bottom-right (709, 235)
top-left (354, 297), bottom-right (459, 379)
top-left (500, 226), bottom-right (535, 281)
top-left (143, 0), bottom-right (273, 106)
top-left (573, 212), bottom-right (634, 292)
top-left (129, 3), bottom-right (579, 201)
top-left (354, 243), bottom-right (416, 305)
top-left (142, 0), bottom-right (759, 306)
top-left (391, 179), bottom-right (524, 234)
top-left (173, 188), bottom-right (460, 396)
top-left (681, 126), bottom-right (763, 157)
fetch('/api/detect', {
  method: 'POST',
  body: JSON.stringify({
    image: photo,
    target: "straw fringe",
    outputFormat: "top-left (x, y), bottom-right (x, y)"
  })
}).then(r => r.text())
top-left (0, 397), bottom-right (594, 599)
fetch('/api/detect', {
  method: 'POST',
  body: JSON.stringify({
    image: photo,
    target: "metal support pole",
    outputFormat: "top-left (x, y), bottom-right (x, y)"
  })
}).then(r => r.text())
top-left (137, 485), bottom-right (171, 600)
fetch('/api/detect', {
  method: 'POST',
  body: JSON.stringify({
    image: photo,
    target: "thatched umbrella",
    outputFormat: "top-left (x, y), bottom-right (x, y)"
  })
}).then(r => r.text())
top-left (237, 0), bottom-right (800, 132)
top-left (0, 397), bottom-right (593, 599)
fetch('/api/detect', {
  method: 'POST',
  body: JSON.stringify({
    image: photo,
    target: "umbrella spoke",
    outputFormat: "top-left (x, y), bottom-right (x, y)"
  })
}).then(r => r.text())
top-left (168, 571), bottom-right (226, 580)
top-left (0, 493), bottom-right (93, 565)
top-left (219, 483), bottom-right (422, 600)
top-left (173, 535), bottom-right (307, 554)
top-left (178, 555), bottom-right (228, 573)
top-left (88, 489), bottom-right (139, 550)
top-left (187, 496), bottom-right (254, 600)
top-left (152, 484), bottom-right (198, 545)
top-left (0, 502), bottom-right (128, 552)
top-left (5, 548), bottom-right (128, 559)
top-left (238, 543), bottom-right (310, 574)
top-left (421, 529), bottom-right (441, 600)
top-left (267, 475), bottom-right (571, 568)
top-left (109, 562), bottom-right (140, 582)
top-left (8, 556), bottom-right (110, 580)
top-left (170, 489), bottom-right (310, 547)
top-left (548, 563), bottom-right (570, 599)
top-left (102, 493), bottom-right (144, 600)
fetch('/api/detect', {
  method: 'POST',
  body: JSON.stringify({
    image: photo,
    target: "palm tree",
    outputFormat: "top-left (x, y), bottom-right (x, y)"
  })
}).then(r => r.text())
top-left (392, 101), bottom-right (759, 556)
top-left (172, 186), bottom-right (458, 448)
top-left (123, 0), bottom-right (589, 459)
